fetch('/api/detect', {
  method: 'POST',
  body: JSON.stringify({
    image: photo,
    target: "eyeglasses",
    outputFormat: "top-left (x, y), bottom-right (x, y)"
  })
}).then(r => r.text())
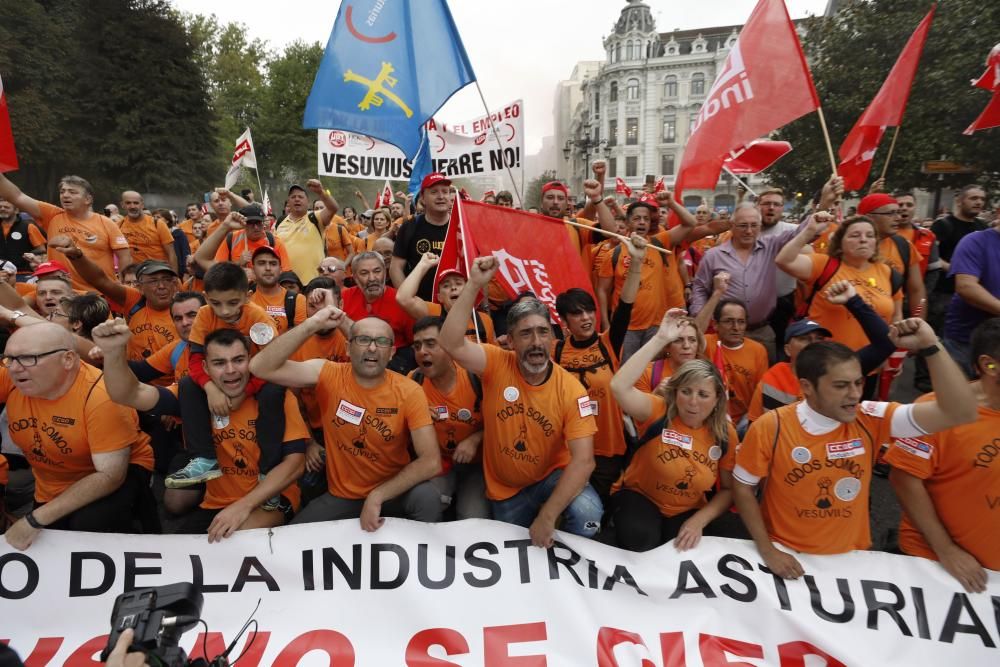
top-left (351, 335), bottom-right (394, 348)
top-left (139, 276), bottom-right (176, 287)
top-left (732, 224), bottom-right (761, 231)
top-left (318, 265), bottom-right (344, 274)
top-left (0, 348), bottom-right (70, 368)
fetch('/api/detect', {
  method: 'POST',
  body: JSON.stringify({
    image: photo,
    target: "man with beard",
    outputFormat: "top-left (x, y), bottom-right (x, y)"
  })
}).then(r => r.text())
top-left (341, 251), bottom-right (415, 373)
top-left (48, 235), bottom-right (179, 364)
top-left (119, 191), bottom-right (177, 272)
top-left (391, 173), bottom-right (454, 300)
top-left (440, 256), bottom-right (601, 548)
top-left (250, 310), bottom-right (442, 529)
top-left (248, 246), bottom-right (306, 334)
top-left (0, 173), bottom-right (131, 291)
top-left (0, 196), bottom-right (46, 280)
top-left (275, 180), bottom-right (339, 284)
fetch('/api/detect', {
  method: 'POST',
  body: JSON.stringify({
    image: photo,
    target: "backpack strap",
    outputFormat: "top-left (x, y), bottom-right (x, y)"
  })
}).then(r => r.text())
top-left (411, 370), bottom-right (425, 385)
top-left (890, 267), bottom-right (904, 296)
top-left (611, 244), bottom-right (622, 273)
top-left (466, 369), bottom-right (483, 413)
top-left (890, 234), bottom-right (911, 274)
top-left (126, 296), bottom-right (147, 323)
top-left (284, 292), bottom-right (298, 329)
top-left (169, 341), bottom-right (188, 369)
top-left (554, 340), bottom-right (566, 364)
top-left (795, 257), bottom-right (841, 319)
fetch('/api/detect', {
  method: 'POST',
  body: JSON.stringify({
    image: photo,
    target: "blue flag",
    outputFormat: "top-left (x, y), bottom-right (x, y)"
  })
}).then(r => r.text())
top-left (408, 128), bottom-right (433, 199)
top-left (303, 0), bottom-right (476, 159)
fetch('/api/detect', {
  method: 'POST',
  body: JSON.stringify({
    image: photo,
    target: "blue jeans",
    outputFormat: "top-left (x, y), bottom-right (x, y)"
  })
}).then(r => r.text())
top-left (491, 469), bottom-right (603, 538)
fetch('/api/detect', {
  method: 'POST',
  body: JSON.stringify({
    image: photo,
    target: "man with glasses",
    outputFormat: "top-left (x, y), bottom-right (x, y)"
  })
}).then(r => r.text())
top-left (756, 188), bottom-right (800, 355)
top-left (857, 193), bottom-right (926, 318)
top-left (49, 233), bottom-right (180, 363)
top-left (317, 257), bottom-right (347, 290)
top-left (249, 308), bottom-right (442, 529)
top-left (1, 321), bottom-right (155, 549)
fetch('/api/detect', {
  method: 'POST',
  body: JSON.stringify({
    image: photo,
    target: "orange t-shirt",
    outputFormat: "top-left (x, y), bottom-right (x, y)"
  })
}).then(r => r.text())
top-left (178, 218), bottom-right (198, 248)
top-left (188, 302), bottom-right (276, 354)
top-left (598, 235), bottom-right (684, 330)
top-left (119, 214), bottom-right (173, 263)
top-left (615, 394), bottom-right (737, 517)
top-left (554, 332), bottom-right (625, 458)
top-left (885, 397), bottom-right (1000, 570)
top-left (425, 301), bottom-right (495, 344)
top-left (812, 223), bottom-right (838, 255)
top-left (704, 334), bottom-right (769, 421)
top-left (0, 453), bottom-right (7, 486)
top-left (146, 339), bottom-right (191, 383)
top-left (804, 254), bottom-right (900, 351)
top-left (589, 239), bottom-right (617, 289)
top-left (737, 401), bottom-right (898, 554)
top-left (36, 202), bottom-right (129, 290)
top-left (290, 332), bottom-right (350, 428)
top-left (878, 235), bottom-right (921, 276)
top-left (746, 361), bottom-right (801, 423)
top-left (313, 362), bottom-right (433, 499)
top-left (249, 288), bottom-right (307, 334)
top-left (120, 287), bottom-right (180, 365)
top-left (324, 221), bottom-right (359, 260)
top-left (202, 389), bottom-right (308, 511)
top-left (0, 363), bottom-right (154, 503)
top-left (410, 364), bottom-right (484, 474)
top-left (479, 344), bottom-right (597, 501)
top-left (213, 232), bottom-right (291, 271)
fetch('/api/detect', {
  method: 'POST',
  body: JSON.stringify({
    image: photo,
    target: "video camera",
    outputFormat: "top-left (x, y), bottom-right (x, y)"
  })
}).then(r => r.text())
top-left (100, 583), bottom-right (207, 667)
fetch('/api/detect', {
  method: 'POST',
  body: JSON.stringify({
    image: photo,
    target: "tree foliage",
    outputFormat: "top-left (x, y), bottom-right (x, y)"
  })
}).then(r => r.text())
top-left (768, 0), bottom-right (1000, 200)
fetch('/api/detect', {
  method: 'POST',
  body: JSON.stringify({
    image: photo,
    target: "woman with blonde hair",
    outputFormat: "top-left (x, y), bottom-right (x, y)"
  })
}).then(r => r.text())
top-left (364, 208), bottom-right (393, 250)
top-left (609, 311), bottom-right (738, 552)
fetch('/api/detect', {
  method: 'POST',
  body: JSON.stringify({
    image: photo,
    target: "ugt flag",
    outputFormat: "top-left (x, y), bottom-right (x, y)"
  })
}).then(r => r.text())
top-left (837, 6), bottom-right (935, 190)
top-left (303, 0), bottom-right (476, 159)
top-left (225, 128), bottom-right (258, 191)
top-left (673, 0), bottom-right (818, 216)
top-left (724, 139), bottom-right (793, 175)
top-left (0, 74), bottom-right (18, 173)
top-left (964, 43), bottom-right (1000, 135)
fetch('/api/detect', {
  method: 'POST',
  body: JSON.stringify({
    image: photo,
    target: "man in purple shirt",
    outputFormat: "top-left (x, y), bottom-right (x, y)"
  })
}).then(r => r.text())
top-left (943, 225), bottom-right (1000, 376)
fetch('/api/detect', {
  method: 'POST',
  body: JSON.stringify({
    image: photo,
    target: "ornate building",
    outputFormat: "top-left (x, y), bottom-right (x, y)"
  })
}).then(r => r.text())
top-left (558, 0), bottom-right (808, 209)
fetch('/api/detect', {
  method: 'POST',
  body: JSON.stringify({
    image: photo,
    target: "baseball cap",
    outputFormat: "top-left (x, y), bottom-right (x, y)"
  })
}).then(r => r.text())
top-left (857, 193), bottom-right (898, 216)
top-left (135, 260), bottom-right (178, 278)
top-left (436, 268), bottom-right (467, 285)
top-left (541, 181), bottom-right (569, 196)
top-left (420, 172), bottom-right (452, 193)
top-left (240, 204), bottom-right (266, 222)
top-left (784, 319), bottom-right (833, 343)
top-left (287, 184), bottom-right (307, 195)
top-left (362, 209), bottom-right (375, 218)
top-left (32, 260), bottom-right (70, 278)
top-left (251, 245), bottom-right (280, 261)
top-left (277, 270), bottom-right (303, 288)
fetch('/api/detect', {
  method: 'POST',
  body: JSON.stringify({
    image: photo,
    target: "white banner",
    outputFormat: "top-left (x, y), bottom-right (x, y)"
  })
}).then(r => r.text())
top-left (225, 127), bottom-right (258, 191)
top-left (1, 520), bottom-right (998, 665)
top-left (317, 100), bottom-right (524, 181)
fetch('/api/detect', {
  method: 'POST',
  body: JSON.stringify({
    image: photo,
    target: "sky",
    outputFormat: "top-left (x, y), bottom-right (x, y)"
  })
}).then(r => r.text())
top-left (170, 0), bottom-right (829, 154)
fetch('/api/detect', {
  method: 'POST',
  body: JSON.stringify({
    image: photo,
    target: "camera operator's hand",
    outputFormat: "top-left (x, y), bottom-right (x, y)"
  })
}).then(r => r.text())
top-left (106, 629), bottom-right (150, 667)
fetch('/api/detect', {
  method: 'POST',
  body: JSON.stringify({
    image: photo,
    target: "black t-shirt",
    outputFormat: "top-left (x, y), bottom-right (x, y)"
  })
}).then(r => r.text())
top-left (393, 213), bottom-right (449, 300)
top-left (931, 214), bottom-right (987, 293)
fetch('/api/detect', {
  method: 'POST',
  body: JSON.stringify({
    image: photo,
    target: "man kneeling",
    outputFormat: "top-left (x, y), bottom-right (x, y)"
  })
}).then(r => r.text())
top-left (94, 320), bottom-right (307, 541)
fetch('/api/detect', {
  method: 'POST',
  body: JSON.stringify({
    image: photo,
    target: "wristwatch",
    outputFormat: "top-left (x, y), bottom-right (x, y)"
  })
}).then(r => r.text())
top-left (25, 510), bottom-right (45, 529)
top-left (9, 310), bottom-right (25, 323)
top-left (915, 341), bottom-right (943, 358)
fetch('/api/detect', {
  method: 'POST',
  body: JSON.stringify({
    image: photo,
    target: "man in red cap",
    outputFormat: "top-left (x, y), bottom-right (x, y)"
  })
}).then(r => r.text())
top-left (390, 172), bottom-right (454, 300)
top-left (396, 251), bottom-right (495, 343)
top-left (30, 263), bottom-right (75, 320)
top-left (857, 193), bottom-right (926, 318)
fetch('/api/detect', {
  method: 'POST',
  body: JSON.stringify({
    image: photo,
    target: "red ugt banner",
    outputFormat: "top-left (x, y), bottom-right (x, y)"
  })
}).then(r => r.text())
top-left (0, 74), bottom-right (19, 173)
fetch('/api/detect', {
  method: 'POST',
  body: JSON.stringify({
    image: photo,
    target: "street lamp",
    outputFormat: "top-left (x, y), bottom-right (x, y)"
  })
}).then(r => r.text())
top-left (563, 137), bottom-right (610, 180)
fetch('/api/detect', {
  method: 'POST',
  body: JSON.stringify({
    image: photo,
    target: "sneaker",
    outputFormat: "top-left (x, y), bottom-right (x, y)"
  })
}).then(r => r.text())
top-left (165, 457), bottom-right (221, 488)
top-left (258, 473), bottom-right (281, 511)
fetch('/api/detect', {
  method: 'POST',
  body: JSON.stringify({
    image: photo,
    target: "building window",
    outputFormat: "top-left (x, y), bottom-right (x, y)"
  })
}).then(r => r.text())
top-left (608, 157), bottom-right (617, 177)
top-left (626, 156), bottom-right (638, 178)
top-left (593, 126), bottom-right (600, 144)
top-left (661, 154), bottom-right (675, 175)
top-left (593, 92), bottom-right (600, 115)
top-left (615, 43), bottom-right (621, 62)
top-left (664, 76), bottom-right (678, 98)
top-left (662, 116), bottom-right (676, 142)
top-left (626, 117), bottom-right (638, 145)
top-left (689, 104), bottom-right (701, 129)
top-left (626, 41), bottom-right (634, 60)
top-left (691, 73), bottom-right (705, 96)
top-left (608, 120), bottom-right (617, 146)
top-left (609, 81), bottom-right (618, 102)
top-left (626, 78), bottom-right (640, 100)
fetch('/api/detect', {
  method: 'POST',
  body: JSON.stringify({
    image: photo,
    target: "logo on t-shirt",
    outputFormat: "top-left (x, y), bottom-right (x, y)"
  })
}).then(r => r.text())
top-left (416, 239), bottom-right (431, 254)
top-left (661, 429), bottom-right (693, 450)
top-left (577, 396), bottom-right (594, 418)
top-left (894, 437), bottom-right (933, 460)
top-left (336, 400), bottom-right (365, 425)
top-left (431, 405), bottom-right (449, 420)
top-left (503, 386), bottom-right (520, 402)
top-left (825, 438), bottom-right (865, 460)
top-left (791, 446), bottom-right (812, 464)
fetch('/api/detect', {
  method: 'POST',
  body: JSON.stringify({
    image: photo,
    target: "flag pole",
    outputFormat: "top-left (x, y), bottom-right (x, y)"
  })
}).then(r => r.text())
top-left (721, 166), bottom-right (759, 197)
top-left (815, 107), bottom-right (840, 175)
top-left (472, 82), bottom-right (524, 208)
top-left (879, 126), bottom-right (901, 181)
top-left (452, 192), bottom-right (482, 345)
top-left (562, 217), bottom-right (671, 256)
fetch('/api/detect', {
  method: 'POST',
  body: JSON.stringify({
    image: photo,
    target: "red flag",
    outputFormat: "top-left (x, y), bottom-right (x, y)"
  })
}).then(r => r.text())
top-left (724, 139), bottom-right (793, 174)
top-left (441, 201), bottom-right (594, 326)
top-left (964, 43), bottom-right (1000, 135)
top-left (673, 0), bottom-right (819, 220)
top-left (614, 177), bottom-right (632, 197)
top-left (837, 7), bottom-right (934, 190)
top-left (374, 180), bottom-right (393, 208)
top-left (0, 74), bottom-right (19, 173)
top-left (653, 177), bottom-right (666, 194)
top-left (435, 197), bottom-right (483, 306)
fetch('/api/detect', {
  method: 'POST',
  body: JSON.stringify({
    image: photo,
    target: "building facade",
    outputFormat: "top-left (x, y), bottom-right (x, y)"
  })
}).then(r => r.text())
top-left (557, 0), bottom-right (807, 209)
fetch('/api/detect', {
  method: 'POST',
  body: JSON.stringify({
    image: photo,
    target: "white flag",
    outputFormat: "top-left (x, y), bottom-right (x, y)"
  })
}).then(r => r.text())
top-left (262, 190), bottom-right (272, 216)
top-left (375, 180), bottom-right (393, 208)
top-left (225, 127), bottom-right (257, 191)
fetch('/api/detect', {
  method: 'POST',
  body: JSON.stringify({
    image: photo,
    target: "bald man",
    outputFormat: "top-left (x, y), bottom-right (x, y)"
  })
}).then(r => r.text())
top-left (120, 190), bottom-right (178, 271)
top-left (1, 322), bottom-right (155, 549)
top-left (250, 310), bottom-right (442, 529)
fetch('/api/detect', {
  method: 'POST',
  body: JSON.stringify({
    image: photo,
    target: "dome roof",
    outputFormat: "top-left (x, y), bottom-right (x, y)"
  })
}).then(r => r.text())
top-left (613, 0), bottom-right (656, 36)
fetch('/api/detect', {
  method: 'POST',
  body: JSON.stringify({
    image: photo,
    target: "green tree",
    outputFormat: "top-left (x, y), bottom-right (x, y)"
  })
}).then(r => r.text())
top-left (768, 0), bottom-right (1000, 201)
